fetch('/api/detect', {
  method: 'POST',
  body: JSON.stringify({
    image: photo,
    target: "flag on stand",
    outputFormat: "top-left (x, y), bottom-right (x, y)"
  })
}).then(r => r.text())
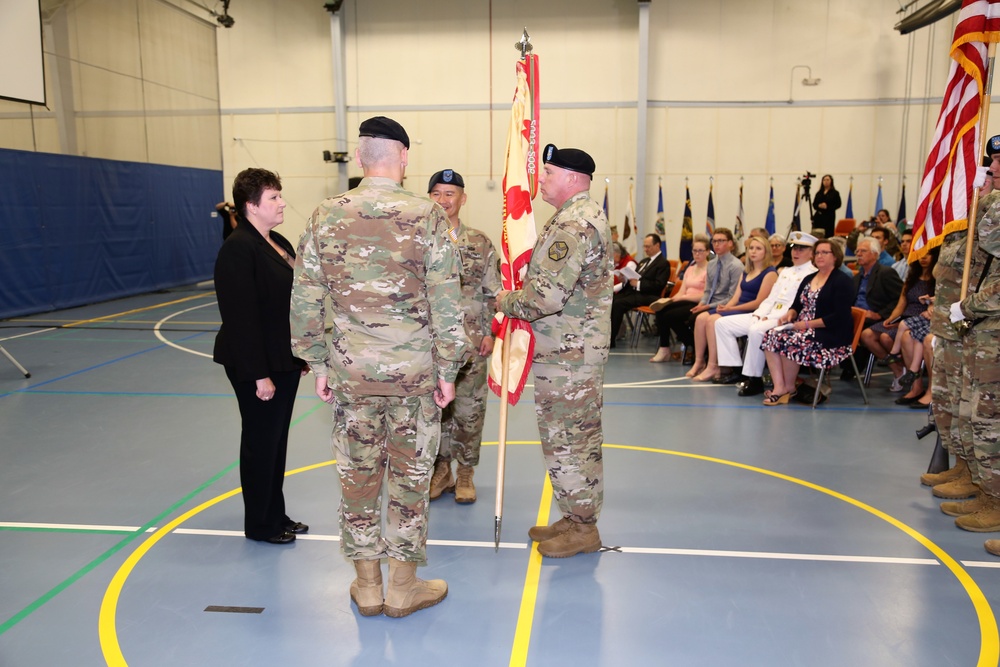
top-left (705, 181), bottom-right (716, 236)
top-left (603, 181), bottom-right (609, 219)
top-left (734, 181), bottom-right (745, 252)
top-left (909, 2), bottom-right (1000, 260)
top-left (845, 181), bottom-right (854, 219)
top-left (897, 183), bottom-right (908, 232)
top-left (765, 183), bottom-right (776, 235)
top-left (655, 179), bottom-right (667, 258)
top-left (679, 183), bottom-right (694, 262)
top-left (789, 181), bottom-right (802, 234)
top-left (488, 53), bottom-right (539, 406)
top-left (874, 182), bottom-right (884, 218)
top-left (623, 179), bottom-right (638, 257)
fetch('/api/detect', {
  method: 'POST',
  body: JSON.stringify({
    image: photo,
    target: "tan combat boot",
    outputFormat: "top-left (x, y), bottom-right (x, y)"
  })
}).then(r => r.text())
top-left (429, 460), bottom-right (454, 501)
top-left (349, 559), bottom-right (384, 617)
top-left (383, 559), bottom-right (447, 618)
top-left (955, 494), bottom-right (1000, 532)
top-left (528, 516), bottom-right (574, 542)
top-left (941, 489), bottom-right (987, 517)
top-left (454, 464), bottom-right (476, 504)
top-left (921, 458), bottom-right (968, 487)
top-left (537, 522), bottom-right (602, 558)
top-left (932, 466), bottom-right (978, 499)
top-left (985, 540), bottom-right (1000, 557)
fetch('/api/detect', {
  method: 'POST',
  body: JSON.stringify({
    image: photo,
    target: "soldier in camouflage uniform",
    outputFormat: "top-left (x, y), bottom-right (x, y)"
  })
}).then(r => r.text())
top-left (426, 169), bottom-right (502, 505)
top-left (290, 117), bottom-right (470, 618)
top-left (496, 144), bottom-right (613, 559)
top-left (928, 143), bottom-right (1000, 505)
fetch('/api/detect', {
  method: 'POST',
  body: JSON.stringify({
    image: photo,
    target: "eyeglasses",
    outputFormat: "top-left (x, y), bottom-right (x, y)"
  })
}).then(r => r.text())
top-left (770, 243), bottom-right (784, 248)
top-left (711, 239), bottom-right (728, 244)
top-left (814, 250), bottom-right (833, 255)
top-left (692, 248), bottom-right (708, 253)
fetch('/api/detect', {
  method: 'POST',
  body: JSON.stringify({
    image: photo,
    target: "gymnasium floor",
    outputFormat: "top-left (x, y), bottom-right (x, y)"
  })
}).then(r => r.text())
top-left (1, 284), bottom-right (998, 667)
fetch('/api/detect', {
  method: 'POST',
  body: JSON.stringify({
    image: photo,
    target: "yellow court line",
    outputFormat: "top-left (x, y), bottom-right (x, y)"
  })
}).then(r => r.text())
top-left (98, 444), bottom-right (998, 667)
top-left (63, 293), bottom-right (216, 329)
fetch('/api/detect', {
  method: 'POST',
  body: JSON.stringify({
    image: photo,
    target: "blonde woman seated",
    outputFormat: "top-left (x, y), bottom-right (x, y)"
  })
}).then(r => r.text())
top-left (690, 236), bottom-right (778, 381)
top-left (759, 239), bottom-right (856, 405)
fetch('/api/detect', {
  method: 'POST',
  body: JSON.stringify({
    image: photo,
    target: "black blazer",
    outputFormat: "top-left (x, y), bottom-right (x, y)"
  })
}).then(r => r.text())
top-left (791, 269), bottom-right (856, 348)
top-left (811, 188), bottom-right (842, 236)
top-left (852, 263), bottom-right (904, 321)
top-left (213, 219), bottom-right (303, 381)
top-left (634, 254), bottom-right (671, 296)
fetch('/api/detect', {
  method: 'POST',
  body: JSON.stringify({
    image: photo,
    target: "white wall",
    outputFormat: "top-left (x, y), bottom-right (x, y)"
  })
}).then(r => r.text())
top-left (213, 0), bottom-right (970, 254)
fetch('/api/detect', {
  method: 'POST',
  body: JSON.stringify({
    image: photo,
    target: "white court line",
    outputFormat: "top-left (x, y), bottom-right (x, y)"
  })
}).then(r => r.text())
top-left (153, 302), bottom-right (217, 358)
top-left (0, 327), bottom-right (58, 343)
top-left (8, 521), bottom-right (1000, 568)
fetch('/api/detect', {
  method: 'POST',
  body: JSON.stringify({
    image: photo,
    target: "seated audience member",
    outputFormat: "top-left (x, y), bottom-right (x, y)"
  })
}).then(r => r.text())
top-left (714, 231), bottom-right (817, 396)
top-left (892, 230), bottom-right (914, 279)
top-left (690, 236), bottom-right (778, 381)
top-left (847, 209), bottom-right (892, 253)
top-left (769, 234), bottom-right (792, 270)
top-left (673, 228), bottom-right (744, 365)
top-left (843, 236), bottom-right (903, 380)
top-left (737, 227), bottom-right (770, 259)
top-left (649, 235), bottom-right (710, 362)
top-left (612, 241), bottom-right (637, 294)
top-left (760, 238), bottom-right (855, 405)
top-left (860, 248), bottom-right (937, 390)
top-left (870, 226), bottom-right (897, 266)
top-left (609, 233), bottom-right (670, 348)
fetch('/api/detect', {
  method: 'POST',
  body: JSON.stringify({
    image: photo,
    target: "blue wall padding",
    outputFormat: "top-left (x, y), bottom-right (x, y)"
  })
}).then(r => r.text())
top-left (0, 148), bottom-right (223, 319)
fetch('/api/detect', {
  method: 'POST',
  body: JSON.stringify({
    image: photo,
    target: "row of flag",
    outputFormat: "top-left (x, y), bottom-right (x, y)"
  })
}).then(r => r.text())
top-left (604, 178), bottom-right (910, 262)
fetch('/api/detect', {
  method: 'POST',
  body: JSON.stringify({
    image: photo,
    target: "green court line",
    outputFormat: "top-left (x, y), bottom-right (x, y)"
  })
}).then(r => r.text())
top-left (0, 400), bottom-right (326, 636)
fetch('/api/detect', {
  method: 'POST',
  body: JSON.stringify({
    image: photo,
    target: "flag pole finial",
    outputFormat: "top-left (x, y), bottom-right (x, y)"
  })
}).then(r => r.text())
top-left (515, 28), bottom-right (533, 58)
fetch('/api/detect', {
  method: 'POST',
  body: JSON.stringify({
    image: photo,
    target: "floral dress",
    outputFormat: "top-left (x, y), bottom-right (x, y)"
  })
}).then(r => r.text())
top-left (869, 277), bottom-right (932, 340)
top-left (761, 287), bottom-right (852, 367)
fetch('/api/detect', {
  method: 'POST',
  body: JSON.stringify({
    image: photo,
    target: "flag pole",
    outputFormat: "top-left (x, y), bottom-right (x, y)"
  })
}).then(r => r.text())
top-left (494, 317), bottom-right (512, 551)
top-left (961, 40), bottom-right (997, 301)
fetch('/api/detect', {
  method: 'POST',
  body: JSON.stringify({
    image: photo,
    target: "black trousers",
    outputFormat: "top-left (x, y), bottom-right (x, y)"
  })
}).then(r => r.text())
top-left (610, 291), bottom-right (658, 344)
top-left (225, 367), bottom-right (301, 540)
top-left (655, 302), bottom-right (697, 347)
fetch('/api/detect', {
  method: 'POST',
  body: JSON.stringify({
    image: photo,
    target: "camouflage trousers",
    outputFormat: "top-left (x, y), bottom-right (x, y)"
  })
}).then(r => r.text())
top-left (438, 355), bottom-right (488, 467)
top-left (932, 337), bottom-right (972, 462)
top-left (533, 363), bottom-right (605, 525)
top-left (963, 329), bottom-right (1000, 495)
top-left (330, 390), bottom-right (440, 564)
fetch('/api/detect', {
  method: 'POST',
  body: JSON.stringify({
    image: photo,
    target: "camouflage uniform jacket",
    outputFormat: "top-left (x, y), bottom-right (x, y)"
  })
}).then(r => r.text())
top-left (290, 176), bottom-right (471, 395)
top-left (497, 190), bottom-right (613, 366)
top-left (453, 221), bottom-right (503, 351)
top-left (960, 193), bottom-right (1000, 332)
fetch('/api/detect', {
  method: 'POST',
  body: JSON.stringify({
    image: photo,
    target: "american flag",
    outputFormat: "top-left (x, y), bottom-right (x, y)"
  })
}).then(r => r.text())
top-left (910, 0), bottom-right (1000, 260)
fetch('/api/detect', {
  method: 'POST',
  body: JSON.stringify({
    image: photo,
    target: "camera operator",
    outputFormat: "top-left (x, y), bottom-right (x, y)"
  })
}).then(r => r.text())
top-left (847, 209), bottom-right (892, 253)
top-left (810, 174), bottom-right (841, 238)
top-left (216, 201), bottom-right (239, 241)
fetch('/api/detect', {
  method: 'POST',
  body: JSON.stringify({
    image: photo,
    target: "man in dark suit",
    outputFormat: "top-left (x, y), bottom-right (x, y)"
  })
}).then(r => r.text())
top-left (609, 233), bottom-right (670, 348)
top-left (842, 235), bottom-right (903, 380)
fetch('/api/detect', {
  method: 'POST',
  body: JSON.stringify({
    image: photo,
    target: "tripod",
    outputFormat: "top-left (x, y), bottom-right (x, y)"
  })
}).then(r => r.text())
top-left (0, 343), bottom-right (31, 378)
top-left (800, 175), bottom-right (815, 226)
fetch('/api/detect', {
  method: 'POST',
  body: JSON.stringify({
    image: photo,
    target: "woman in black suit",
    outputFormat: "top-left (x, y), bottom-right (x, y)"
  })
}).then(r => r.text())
top-left (811, 174), bottom-right (842, 239)
top-left (214, 168), bottom-right (308, 544)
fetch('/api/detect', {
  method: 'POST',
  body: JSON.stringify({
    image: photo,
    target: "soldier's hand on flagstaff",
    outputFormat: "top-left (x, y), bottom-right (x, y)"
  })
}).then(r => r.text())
top-left (255, 377), bottom-right (276, 402)
top-left (479, 335), bottom-right (495, 357)
top-left (495, 290), bottom-right (511, 308)
top-left (434, 379), bottom-right (456, 408)
top-left (975, 165), bottom-right (990, 189)
top-left (314, 375), bottom-right (334, 404)
top-left (949, 302), bottom-right (965, 323)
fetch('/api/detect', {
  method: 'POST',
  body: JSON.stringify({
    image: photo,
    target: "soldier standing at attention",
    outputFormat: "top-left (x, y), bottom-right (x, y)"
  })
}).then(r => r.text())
top-left (427, 169), bottom-right (503, 504)
top-left (290, 117), bottom-right (470, 618)
top-left (496, 144), bottom-right (613, 559)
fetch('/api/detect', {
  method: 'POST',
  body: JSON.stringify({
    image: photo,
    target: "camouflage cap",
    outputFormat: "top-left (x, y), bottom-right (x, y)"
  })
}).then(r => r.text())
top-left (358, 116), bottom-right (410, 149)
top-left (427, 169), bottom-right (465, 192)
top-left (542, 144), bottom-right (596, 178)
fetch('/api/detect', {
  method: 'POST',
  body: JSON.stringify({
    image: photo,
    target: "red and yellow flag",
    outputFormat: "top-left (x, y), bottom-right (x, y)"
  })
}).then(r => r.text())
top-left (489, 53), bottom-right (539, 405)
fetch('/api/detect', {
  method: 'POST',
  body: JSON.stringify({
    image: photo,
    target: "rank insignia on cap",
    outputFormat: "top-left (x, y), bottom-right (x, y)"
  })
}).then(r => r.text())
top-left (443, 170), bottom-right (454, 183)
top-left (545, 144), bottom-right (555, 161)
top-left (548, 240), bottom-right (569, 262)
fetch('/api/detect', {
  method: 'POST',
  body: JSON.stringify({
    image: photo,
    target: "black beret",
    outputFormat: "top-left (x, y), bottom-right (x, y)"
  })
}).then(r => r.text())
top-left (358, 116), bottom-right (410, 149)
top-left (542, 143), bottom-right (595, 177)
top-left (988, 134), bottom-right (1000, 158)
top-left (427, 169), bottom-right (465, 192)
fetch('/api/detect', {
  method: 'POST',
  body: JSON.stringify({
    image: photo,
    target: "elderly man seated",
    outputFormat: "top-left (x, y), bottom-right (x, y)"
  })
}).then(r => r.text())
top-left (841, 235), bottom-right (904, 380)
top-left (713, 231), bottom-right (817, 396)
top-left (609, 233), bottom-right (670, 348)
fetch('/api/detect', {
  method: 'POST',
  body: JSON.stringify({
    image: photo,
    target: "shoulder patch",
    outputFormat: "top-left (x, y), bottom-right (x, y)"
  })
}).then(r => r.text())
top-left (548, 241), bottom-right (569, 262)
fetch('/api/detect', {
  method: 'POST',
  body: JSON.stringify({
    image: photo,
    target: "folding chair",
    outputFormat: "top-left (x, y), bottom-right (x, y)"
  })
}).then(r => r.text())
top-left (809, 306), bottom-right (869, 408)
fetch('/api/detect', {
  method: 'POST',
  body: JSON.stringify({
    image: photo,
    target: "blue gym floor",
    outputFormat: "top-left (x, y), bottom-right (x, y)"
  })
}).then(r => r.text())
top-left (1, 284), bottom-right (997, 666)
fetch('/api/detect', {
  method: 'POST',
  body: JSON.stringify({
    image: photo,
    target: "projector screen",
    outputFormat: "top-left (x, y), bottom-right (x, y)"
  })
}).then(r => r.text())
top-left (0, 0), bottom-right (45, 105)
